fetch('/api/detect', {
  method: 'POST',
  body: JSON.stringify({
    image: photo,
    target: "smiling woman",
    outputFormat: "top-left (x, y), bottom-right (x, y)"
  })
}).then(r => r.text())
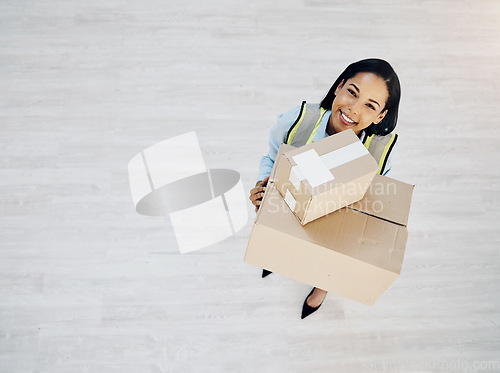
top-left (329, 73), bottom-right (389, 135)
top-left (248, 58), bottom-right (402, 319)
top-left (321, 58), bottom-right (401, 137)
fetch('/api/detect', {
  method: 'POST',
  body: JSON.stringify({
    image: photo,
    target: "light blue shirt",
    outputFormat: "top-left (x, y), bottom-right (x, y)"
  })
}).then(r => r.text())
top-left (257, 105), bottom-right (395, 181)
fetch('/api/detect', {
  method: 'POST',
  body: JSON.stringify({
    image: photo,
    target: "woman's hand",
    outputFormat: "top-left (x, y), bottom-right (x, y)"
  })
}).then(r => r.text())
top-left (249, 176), bottom-right (269, 213)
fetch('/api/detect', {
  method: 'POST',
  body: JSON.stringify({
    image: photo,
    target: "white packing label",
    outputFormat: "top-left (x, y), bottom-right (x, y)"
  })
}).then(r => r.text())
top-left (284, 189), bottom-right (297, 212)
top-left (320, 141), bottom-right (369, 170)
top-left (292, 149), bottom-right (334, 188)
top-left (287, 141), bottom-right (370, 188)
top-left (289, 166), bottom-right (302, 191)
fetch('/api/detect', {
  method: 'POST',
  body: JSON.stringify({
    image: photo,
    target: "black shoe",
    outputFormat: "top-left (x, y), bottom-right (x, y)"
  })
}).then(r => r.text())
top-left (301, 287), bottom-right (325, 319)
top-left (262, 269), bottom-right (272, 278)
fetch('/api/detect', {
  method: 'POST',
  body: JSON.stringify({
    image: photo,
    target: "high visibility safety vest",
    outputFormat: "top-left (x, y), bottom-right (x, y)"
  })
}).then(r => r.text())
top-left (285, 101), bottom-right (398, 175)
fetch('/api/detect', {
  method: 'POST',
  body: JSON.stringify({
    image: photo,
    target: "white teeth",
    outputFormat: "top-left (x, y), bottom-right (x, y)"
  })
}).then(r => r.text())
top-left (341, 112), bottom-right (355, 124)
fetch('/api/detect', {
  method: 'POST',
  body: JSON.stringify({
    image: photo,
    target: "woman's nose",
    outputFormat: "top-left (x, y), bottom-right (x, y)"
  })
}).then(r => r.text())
top-left (350, 100), bottom-right (362, 116)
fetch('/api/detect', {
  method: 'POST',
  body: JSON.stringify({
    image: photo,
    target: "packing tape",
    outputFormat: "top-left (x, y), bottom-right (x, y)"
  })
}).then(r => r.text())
top-left (290, 141), bottom-right (369, 189)
top-left (292, 149), bottom-right (334, 188)
top-left (284, 189), bottom-right (297, 212)
top-left (128, 132), bottom-right (248, 253)
top-left (289, 166), bottom-right (302, 192)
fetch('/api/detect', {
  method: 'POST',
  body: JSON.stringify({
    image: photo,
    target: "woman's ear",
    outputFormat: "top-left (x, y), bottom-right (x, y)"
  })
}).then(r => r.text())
top-left (373, 109), bottom-right (388, 124)
top-left (334, 80), bottom-right (345, 95)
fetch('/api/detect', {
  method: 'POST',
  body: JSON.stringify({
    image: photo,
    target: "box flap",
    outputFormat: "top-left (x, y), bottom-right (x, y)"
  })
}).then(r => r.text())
top-left (347, 174), bottom-right (414, 226)
top-left (254, 143), bottom-right (295, 223)
top-left (283, 129), bottom-right (359, 160)
top-left (269, 143), bottom-right (295, 183)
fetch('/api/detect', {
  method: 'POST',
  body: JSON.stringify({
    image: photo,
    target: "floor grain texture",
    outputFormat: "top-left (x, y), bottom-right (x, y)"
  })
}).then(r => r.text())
top-left (1, 0), bottom-right (499, 372)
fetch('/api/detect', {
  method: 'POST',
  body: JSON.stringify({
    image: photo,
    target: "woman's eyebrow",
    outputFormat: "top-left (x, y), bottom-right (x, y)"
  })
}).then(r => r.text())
top-left (368, 98), bottom-right (381, 108)
top-left (349, 83), bottom-right (360, 93)
top-left (349, 83), bottom-right (381, 108)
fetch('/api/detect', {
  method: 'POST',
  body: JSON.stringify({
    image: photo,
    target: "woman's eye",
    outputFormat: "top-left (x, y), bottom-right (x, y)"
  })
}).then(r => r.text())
top-left (347, 89), bottom-right (356, 96)
top-left (366, 103), bottom-right (376, 110)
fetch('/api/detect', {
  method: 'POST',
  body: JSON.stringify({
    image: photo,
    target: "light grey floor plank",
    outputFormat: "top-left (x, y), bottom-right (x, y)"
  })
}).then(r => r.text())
top-left (1, 0), bottom-right (499, 372)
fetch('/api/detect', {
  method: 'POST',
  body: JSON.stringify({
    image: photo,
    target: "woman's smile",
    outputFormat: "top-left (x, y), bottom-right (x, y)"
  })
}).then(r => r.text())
top-left (328, 72), bottom-right (389, 135)
top-left (339, 110), bottom-right (357, 126)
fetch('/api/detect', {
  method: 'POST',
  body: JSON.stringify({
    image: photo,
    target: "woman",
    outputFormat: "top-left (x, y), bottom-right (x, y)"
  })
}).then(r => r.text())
top-left (249, 58), bottom-right (401, 319)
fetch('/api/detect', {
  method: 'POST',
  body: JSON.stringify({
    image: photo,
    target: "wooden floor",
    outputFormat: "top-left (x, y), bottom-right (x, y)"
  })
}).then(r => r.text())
top-left (1, 0), bottom-right (499, 372)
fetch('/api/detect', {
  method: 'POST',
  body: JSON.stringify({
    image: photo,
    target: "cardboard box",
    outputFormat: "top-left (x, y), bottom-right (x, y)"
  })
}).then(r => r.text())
top-left (244, 172), bottom-right (414, 306)
top-left (275, 129), bottom-right (379, 225)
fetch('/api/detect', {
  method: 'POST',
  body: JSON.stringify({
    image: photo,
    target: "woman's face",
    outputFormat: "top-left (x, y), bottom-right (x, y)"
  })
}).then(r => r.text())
top-left (329, 72), bottom-right (389, 135)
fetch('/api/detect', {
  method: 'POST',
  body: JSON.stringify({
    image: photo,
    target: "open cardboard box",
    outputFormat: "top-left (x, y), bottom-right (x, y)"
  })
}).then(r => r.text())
top-left (274, 129), bottom-right (379, 225)
top-left (245, 144), bottom-right (414, 305)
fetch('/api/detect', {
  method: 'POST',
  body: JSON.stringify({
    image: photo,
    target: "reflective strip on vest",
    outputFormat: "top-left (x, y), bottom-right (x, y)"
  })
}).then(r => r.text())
top-left (286, 103), bottom-right (327, 147)
top-left (286, 101), bottom-right (307, 146)
top-left (363, 133), bottom-right (398, 175)
top-left (305, 107), bottom-right (327, 145)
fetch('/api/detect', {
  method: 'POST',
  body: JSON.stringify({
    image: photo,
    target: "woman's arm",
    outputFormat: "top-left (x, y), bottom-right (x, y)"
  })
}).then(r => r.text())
top-left (250, 105), bottom-right (301, 212)
top-left (256, 105), bottom-right (301, 181)
top-left (249, 176), bottom-right (269, 212)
